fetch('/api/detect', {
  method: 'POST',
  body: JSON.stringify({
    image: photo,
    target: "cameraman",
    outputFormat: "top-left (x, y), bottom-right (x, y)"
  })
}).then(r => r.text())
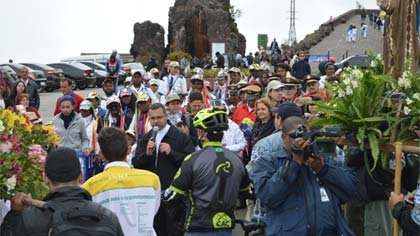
top-left (253, 116), bottom-right (358, 235)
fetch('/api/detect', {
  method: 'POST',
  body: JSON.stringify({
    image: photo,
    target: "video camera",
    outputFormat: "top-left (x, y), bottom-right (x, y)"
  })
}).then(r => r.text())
top-left (288, 126), bottom-right (342, 159)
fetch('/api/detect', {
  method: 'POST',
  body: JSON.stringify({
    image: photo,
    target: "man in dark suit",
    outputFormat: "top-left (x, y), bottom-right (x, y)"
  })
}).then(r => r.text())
top-left (133, 103), bottom-right (194, 236)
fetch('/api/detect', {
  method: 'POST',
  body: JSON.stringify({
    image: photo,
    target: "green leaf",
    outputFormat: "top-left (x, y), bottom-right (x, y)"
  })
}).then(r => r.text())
top-left (356, 128), bottom-right (366, 150)
top-left (353, 117), bottom-right (387, 123)
top-left (367, 132), bottom-right (380, 171)
top-left (351, 103), bottom-right (364, 119)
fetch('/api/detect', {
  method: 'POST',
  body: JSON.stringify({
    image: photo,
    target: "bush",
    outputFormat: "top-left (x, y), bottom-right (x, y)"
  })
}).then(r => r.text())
top-left (167, 51), bottom-right (192, 62)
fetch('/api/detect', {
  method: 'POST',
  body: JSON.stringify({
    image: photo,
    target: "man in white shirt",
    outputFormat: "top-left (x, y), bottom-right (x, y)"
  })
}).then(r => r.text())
top-left (159, 61), bottom-right (188, 97)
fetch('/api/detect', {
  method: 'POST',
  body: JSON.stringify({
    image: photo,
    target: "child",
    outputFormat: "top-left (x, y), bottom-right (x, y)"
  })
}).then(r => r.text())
top-left (126, 130), bottom-right (137, 167)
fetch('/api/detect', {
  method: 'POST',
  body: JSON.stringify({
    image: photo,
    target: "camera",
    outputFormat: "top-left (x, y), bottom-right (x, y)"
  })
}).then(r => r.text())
top-left (288, 126), bottom-right (342, 159)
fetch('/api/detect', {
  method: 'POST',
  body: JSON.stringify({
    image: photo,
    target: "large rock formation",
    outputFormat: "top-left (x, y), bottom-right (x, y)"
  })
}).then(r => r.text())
top-left (130, 21), bottom-right (165, 64)
top-left (168, 0), bottom-right (245, 60)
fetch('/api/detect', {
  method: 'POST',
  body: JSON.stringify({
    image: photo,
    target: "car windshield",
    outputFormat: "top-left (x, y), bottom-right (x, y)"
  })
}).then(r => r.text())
top-left (125, 63), bottom-right (144, 70)
top-left (69, 62), bottom-right (92, 70)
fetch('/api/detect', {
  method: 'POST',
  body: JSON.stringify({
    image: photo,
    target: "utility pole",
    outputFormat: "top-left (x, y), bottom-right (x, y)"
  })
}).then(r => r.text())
top-left (288, 0), bottom-right (297, 46)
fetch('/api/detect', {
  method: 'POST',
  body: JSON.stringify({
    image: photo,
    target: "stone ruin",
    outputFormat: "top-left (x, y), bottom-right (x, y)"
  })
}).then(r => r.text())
top-left (129, 21), bottom-right (165, 64)
top-left (130, 0), bottom-right (246, 65)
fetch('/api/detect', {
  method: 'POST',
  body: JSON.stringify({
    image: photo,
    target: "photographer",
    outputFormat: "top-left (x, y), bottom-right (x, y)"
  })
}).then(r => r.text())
top-left (253, 117), bottom-right (358, 235)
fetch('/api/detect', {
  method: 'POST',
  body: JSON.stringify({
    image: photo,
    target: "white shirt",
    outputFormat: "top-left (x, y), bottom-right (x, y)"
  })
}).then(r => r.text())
top-left (319, 75), bottom-right (327, 89)
top-left (223, 119), bottom-right (246, 155)
top-left (160, 74), bottom-right (188, 96)
top-left (0, 99), bottom-right (5, 109)
top-left (155, 124), bottom-right (170, 157)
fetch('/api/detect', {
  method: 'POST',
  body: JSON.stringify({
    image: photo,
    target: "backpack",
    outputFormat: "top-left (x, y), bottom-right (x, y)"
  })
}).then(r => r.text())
top-left (46, 200), bottom-right (119, 236)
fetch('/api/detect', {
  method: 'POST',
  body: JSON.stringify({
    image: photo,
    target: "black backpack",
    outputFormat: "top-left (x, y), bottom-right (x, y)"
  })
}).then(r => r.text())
top-left (45, 200), bottom-right (121, 236)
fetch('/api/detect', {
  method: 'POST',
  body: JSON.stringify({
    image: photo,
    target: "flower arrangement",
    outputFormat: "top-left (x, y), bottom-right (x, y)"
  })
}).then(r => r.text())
top-left (312, 54), bottom-right (419, 170)
top-left (0, 109), bottom-right (60, 200)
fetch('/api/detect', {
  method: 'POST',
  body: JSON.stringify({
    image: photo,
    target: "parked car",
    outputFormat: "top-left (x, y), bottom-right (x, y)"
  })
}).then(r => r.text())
top-left (22, 63), bottom-right (63, 92)
top-left (1, 63), bottom-right (47, 92)
top-left (77, 61), bottom-right (107, 87)
top-left (123, 62), bottom-right (146, 75)
top-left (61, 54), bottom-right (111, 65)
top-left (0, 66), bottom-right (13, 96)
top-left (47, 63), bottom-right (96, 90)
top-left (0, 65), bottom-right (18, 88)
top-left (335, 55), bottom-right (371, 69)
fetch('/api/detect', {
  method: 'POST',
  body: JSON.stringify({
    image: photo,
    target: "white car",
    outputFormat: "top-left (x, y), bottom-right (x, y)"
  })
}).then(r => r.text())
top-left (123, 62), bottom-right (146, 76)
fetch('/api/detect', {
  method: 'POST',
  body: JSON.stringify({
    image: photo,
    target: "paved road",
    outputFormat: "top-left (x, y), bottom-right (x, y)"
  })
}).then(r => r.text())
top-left (39, 87), bottom-right (103, 123)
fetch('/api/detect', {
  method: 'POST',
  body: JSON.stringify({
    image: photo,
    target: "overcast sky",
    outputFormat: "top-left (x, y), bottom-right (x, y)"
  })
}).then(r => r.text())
top-left (0, 0), bottom-right (377, 63)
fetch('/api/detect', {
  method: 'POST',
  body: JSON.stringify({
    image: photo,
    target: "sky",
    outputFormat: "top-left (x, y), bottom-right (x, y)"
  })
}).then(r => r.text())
top-left (0, 0), bottom-right (378, 64)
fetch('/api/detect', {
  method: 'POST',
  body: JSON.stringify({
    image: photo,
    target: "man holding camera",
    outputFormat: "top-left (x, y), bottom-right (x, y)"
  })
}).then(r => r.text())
top-left (253, 116), bottom-right (358, 235)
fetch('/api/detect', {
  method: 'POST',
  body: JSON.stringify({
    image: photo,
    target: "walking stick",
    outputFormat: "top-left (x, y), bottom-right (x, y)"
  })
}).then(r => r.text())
top-left (392, 142), bottom-right (403, 236)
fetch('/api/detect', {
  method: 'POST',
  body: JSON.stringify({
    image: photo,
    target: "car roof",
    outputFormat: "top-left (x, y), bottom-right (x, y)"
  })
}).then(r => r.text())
top-left (23, 63), bottom-right (56, 70)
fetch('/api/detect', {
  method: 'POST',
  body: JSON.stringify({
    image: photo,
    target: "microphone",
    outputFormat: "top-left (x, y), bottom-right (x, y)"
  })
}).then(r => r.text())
top-left (151, 126), bottom-right (159, 141)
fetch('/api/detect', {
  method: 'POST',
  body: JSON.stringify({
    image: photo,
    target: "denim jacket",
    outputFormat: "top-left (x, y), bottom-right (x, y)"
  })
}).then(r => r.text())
top-left (253, 147), bottom-right (358, 235)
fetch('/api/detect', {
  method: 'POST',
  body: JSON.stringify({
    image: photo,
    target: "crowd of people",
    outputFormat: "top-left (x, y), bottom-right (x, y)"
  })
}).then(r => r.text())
top-left (0, 49), bottom-right (419, 236)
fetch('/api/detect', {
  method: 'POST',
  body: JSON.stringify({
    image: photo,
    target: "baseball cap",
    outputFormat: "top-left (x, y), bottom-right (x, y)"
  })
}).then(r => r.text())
top-left (169, 61), bottom-right (180, 68)
top-left (131, 69), bottom-right (143, 77)
top-left (126, 130), bottom-right (136, 139)
top-left (272, 102), bottom-right (303, 121)
top-left (80, 100), bottom-right (93, 110)
top-left (150, 79), bottom-right (159, 86)
top-left (106, 95), bottom-right (121, 107)
top-left (45, 147), bottom-right (81, 183)
top-left (190, 74), bottom-right (203, 81)
top-left (216, 71), bottom-right (227, 80)
top-left (150, 68), bottom-right (159, 74)
top-left (86, 92), bottom-right (100, 100)
top-left (266, 80), bottom-right (283, 92)
top-left (119, 88), bottom-right (132, 97)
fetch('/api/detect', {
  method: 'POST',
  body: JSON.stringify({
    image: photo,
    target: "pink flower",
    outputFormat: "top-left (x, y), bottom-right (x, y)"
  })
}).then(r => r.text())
top-left (0, 141), bottom-right (13, 153)
top-left (13, 163), bottom-right (21, 174)
top-left (28, 144), bottom-right (47, 163)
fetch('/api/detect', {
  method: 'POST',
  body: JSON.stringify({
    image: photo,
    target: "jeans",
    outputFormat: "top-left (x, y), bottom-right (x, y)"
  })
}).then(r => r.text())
top-left (184, 231), bottom-right (232, 236)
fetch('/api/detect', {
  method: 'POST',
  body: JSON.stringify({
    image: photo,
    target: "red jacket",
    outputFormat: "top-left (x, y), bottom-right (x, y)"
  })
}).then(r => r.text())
top-left (54, 92), bottom-right (84, 115)
top-left (232, 103), bottom-right (255, 125)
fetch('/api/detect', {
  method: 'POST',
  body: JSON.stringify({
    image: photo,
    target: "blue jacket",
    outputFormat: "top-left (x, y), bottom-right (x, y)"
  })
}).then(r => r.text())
top-left (253, 148), bottom-right (358, 236)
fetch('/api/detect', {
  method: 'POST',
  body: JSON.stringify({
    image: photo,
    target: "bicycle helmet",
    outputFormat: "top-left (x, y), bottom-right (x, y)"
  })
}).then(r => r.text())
top-left (193, 109), bottom-right (228, 133)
